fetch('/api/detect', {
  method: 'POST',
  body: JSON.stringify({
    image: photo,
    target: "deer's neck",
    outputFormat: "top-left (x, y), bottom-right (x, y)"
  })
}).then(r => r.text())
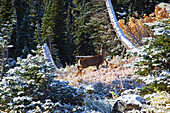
top-left (100, 48), bottom-right (105, 59)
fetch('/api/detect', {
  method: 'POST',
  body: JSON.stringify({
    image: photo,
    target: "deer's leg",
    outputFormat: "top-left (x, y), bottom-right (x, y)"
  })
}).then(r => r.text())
top-left (96, 64), bottom-right (99, 70)
top-left (77, 65), bottom-right (80, 70)
top-left (104, 59), bottom-right (108, 67)
top-left (77, 65), bottom-right (81, 76)
top-left (77, 65), bottom-right (83, 76)
top-left (80, 68), bottom-right (83, 76)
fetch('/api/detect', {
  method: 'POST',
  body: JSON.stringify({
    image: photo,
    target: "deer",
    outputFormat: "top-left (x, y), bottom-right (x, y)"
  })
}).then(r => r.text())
top-left (76, 46), bottom-right (108, 75)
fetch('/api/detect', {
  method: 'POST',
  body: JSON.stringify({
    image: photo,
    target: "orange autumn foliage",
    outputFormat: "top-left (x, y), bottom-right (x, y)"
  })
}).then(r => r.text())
top-left (118, 5), bottom-right (169, 47)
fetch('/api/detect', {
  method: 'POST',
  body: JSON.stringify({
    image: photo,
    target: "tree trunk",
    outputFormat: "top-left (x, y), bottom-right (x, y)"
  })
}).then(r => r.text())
top-left (1, 50), bottom-right (5, 80)
top-left (105, 0), bottom-right (136, 49)
top-left (42, 43), bottom-right (57, 71)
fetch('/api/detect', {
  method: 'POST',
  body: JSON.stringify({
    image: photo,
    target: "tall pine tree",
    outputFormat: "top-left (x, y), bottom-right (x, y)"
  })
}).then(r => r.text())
top-left (86, 0), bottom-right (116, 53)
top-left (64, 0), bottom-right (75, 64)
top-left (14, 0), bottom-right (36, 58)
top-left (72, 0), bottom-right (93, 56)
top-left (41, 0), bottom-right (74, 66)
top-left (0, 0), bottom-right (16, 78)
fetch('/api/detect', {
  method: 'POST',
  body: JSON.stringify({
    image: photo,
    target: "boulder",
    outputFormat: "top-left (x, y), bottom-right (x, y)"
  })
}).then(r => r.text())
top-left (111, 99), bottom-right (126, 113)
top-left (112, 95), bottom-right (147, 112)
top-left (157, 2), bottom-right (170, 13)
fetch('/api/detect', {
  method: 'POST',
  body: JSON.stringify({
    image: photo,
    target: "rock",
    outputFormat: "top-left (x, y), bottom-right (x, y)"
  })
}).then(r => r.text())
top-left (105, 92), bottom-right (112, 99)
top-left (84, 85), bottom-right (96, 94)
top-left (111, 99), bottom-right (126, 113)
top-left (115, 94), bottom-right (147, 111)
top-left (157, 2), bottom-right (170, 13)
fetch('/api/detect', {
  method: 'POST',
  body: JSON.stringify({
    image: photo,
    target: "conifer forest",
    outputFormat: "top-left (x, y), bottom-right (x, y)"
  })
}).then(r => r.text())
top-left (0, 0), bottom-right (169, 112)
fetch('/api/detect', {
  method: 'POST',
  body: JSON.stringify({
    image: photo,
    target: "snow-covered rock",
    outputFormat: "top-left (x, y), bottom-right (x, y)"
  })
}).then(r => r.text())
top-left (115, 95), bottom-right (148, 111)
top-left (158, 2), bottom-right (170, 13)
top-left (111, 99), bottom-right (126, 113)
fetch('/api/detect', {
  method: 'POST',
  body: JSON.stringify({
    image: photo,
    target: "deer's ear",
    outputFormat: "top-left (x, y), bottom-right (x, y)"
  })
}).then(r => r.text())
top-left (100, 44), bottom-right (103, 49)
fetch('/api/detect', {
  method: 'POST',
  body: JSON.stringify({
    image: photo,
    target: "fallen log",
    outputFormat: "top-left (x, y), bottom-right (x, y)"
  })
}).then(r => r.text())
top-left (105, 0), bottom-right (136, 50)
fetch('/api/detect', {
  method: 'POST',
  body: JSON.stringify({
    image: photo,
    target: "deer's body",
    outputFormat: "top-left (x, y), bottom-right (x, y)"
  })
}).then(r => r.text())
top-left (77, 47), bottom-right (108, 75)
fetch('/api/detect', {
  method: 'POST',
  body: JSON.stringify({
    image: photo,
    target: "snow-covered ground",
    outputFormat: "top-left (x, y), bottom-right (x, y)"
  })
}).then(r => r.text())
top-left (55, 15), bottom-right (170, 112)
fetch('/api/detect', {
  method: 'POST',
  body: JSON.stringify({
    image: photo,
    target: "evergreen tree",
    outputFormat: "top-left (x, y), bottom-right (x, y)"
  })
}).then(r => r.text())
top-left (136, 35), bottom-right (170, 76)
top-left (0, 0), bottom-right (14, 47)
top-left (0, 0), bottom-right (15, 47)
top-left (86, 0), bottom-right (116, 53)
top-left (14, 0), bottom-right (36, 58)
top-left (64, 0), bottom-right (75, 64)
top-left (51, 0), bottom-right (68, 66)
top-left (135, 35), bottom-right (170, 94)
top-left (28, 0), bottom-right (44, 45)
top-left (28, 0), bottom-right (44, 26)
top-left (0, 46), bottom-right (85, 112)
top-left (0, 0), bottom-right (16, 79)
top-left (41, 0), bottom-right (74, 66)
top-left (112, 0), bottom-right (161, 20)
top-left (72, 0), bottom-right (92, 56)
top-left (41, 0), bottom-right (61, 66)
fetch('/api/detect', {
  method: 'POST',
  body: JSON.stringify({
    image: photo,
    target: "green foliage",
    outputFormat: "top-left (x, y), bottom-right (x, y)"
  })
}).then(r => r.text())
top-left (86, 0), bottom-right (116, 52)
top-left (133, 34), bottom-right (170, 95)
top-left (72, 0), bottom-right (93, 56)
top-left (31, 0), bottom-right (44, 44)
top-left (137, 71), bottom-right (170, 95)
top-left (0, 46), bottom-right (85, 112)
top-left (0, 0), bottom-right (43, 60)
top-left (14, 0), bottom-right (36, 58)
top-left (144, 91), bottom-right (170, 112)
top-left (41, 0), bottom-right (75, 66)
top-left (0, 0), bottom-right (167, 66)
top-left (0, 0), bottom-right (16, 79)
top-left (136, 35), bottom-right (170, 75)
top-left (0, 0), bottom-right (15, 46)
top-left (125, 18), bottom-right (170, 95)
top-left (0, 0), bottom-right (13, 23)
top-left (72, 0), bottom-right (118, 56)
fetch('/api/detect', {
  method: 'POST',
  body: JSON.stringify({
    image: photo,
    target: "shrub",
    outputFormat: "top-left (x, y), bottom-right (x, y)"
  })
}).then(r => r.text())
top-left (131, 34), bottom-right (170, 94)
top-left (136, 35), bottom-right (170, 76)
top-left (0, 46), bottom-right (85, 112)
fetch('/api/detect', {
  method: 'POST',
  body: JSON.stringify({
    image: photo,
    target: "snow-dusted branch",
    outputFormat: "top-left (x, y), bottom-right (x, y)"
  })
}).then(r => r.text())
top-left (105, 0), bottom-right (136, 49)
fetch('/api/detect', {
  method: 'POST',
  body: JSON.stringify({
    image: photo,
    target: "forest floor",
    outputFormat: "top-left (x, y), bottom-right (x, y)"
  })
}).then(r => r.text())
top-left (55, 56), bottom-right (144, 95)
top-left (54, 47), bottom-right (169, 112)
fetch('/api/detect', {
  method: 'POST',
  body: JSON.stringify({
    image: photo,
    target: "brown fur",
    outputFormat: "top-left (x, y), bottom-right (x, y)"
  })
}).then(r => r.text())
top-left (77, 47), bottom-right (108, 75)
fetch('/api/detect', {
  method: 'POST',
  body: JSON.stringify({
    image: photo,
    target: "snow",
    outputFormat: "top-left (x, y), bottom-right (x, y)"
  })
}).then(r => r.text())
top-left (13, 96), bottom-right (32, 102)
top-left (116, 94), bottom-right (147, 106)
top-left (116, 11), bottom-right (127, 16)
top-left (144, 20), bottom-right (170, 36)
